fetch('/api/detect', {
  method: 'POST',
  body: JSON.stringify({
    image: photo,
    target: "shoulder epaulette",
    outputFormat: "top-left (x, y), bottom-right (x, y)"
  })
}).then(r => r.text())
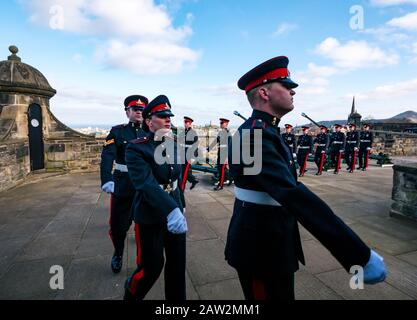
top-left (129, 136), bottom-right (149, 144)
top-left (112, 124), bottom-right (126, 129)
top-left (251, 118), bottom-right (266, 129)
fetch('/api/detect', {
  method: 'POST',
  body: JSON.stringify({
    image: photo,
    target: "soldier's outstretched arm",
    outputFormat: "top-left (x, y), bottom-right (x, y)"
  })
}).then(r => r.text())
top-left (246, 130), bottom-right (371, 272)
top-left (125, 144), bottom-right (179, 219)
top-left (100, 129), bottom-right (117, 187)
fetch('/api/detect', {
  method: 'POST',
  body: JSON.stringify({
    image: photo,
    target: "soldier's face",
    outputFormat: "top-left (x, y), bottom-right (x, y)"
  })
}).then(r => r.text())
top-left (268, 82), bottom-right (295, 115)
top-left (184, 121), bottom-right (192, 129)
top-left (220, 122), bottom-right (228, 129)
top-left (147, 115), bottom-right (171, 132)
top-left (285, 128), bottom-right (292, 133)
top-left (126, 108), bottom-right (143, 124)
top-left (321, 128), bottom-right (326, 133)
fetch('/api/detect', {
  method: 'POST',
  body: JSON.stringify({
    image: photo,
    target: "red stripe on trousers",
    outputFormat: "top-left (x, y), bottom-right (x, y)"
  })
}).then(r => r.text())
top-left (252, 279), bottom-right (267, 300)
top-left (134, 224), bottom-right (142, 266)
top-left (182, 161), bottom-right (191, 191)
top-left (129, 269), bottom-right (144, 295)
top-left (365, 150), bottom-right (370, 168)
top-left (352, 150), bottom-right (357, 171)
top-left (219, 161), bottom-right (227, 187)
top-left (302, 153), bottom-right (308, 175)
top-left (336, 152), bottom-right (342, 172)
top-left (319, 152), bottom-right (325, 173)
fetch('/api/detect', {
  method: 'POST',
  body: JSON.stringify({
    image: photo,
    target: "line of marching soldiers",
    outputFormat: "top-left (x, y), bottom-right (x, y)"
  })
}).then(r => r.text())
top-left (281, 123), bottom-right (374, 177)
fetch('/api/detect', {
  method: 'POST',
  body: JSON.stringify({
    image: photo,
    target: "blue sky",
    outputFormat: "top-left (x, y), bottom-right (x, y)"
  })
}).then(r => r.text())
top-left (1, 0), bottom-right (417, 127)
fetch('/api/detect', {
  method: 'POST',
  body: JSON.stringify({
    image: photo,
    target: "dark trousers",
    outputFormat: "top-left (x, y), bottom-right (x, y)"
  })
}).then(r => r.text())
top-left (297, 149), bottom-right (309, 174)
top-left (237, 270), bottom-right (295, 301)
top-left (344, 148), bottom-right (357, 170)
top-left (109, 194), bottom-right (134, 256)
top-left (314, 148), bottom-right (326, 171)
top-left (216, 157), bottom-right (230, 188)
top-left (330, 148), bottom-right (342, 169)
top-left (358, 147), bottom-right (370, 168)
top-left (126, 223), bottom-right (186, 301)
top-left (182, 162), bottom-right (198, 186)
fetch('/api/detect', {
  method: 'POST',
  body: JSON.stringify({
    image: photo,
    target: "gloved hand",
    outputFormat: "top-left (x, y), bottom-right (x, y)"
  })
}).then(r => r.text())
top-left (367, 147), bottom-right (371, 151)
top-left (354, 147), bottom-right (359, 152)
top-left (321, 150), bottom-right (325, 154)
top-left (363, 250), bottom-right (387, 284)
top-left (167, 208), bottom-right (188, 234)
top-left (292, 153), bottom-right (297, 158)
top-left (102, 181), bottom-right (114, 194)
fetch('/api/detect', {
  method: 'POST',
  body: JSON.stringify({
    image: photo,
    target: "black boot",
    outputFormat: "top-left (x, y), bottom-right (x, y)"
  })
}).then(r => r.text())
top-left (190, 180), bottom-right (199, 190)
top-left (111, 255), bottom-right (123, 273)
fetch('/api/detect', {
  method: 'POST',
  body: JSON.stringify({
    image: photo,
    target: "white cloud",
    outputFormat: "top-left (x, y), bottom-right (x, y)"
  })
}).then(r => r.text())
top-left (272, 23), bottom-right (298, 37)
top-left (315, 37), bottom-right (400, 69)
top-left (371, 0), bottom-right (417, 6)
top-left (360, 27), bottom-right (411, 43)
top-left (387, 11), bottom-right (417, 31)
top-left (20, 0), bottom-right (200, 74)
top-left (353, 77), bottom-right (417, 100)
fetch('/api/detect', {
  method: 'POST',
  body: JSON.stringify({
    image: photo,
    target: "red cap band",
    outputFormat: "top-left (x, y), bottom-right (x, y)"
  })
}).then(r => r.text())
top-left (244, 68), bottom-right (289, 92)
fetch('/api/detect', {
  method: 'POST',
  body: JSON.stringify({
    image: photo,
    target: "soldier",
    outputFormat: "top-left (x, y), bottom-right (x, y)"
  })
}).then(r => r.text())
top-left (209, 118), bottom-right (231, 191)
top-left (124, 95), bottom-right (187, 301)
top-left (226, 56), bottom-right (385, 300)
top-left (100, 95), bottom-right (148, 273)
top-left (358, 123), bottom-right (374, 171)
top-left (180, 116), bottom-right (199, 191)
top-left (329, 124), bottom-right (346, 174)
top-left (281, 124), bottom-right (297, 157)
top-left (296, 126), bottom-right (313, 177)
top-left (313, 125), bottom-right (329, 175)
top-left (345, 123), bottom-right (360, 173)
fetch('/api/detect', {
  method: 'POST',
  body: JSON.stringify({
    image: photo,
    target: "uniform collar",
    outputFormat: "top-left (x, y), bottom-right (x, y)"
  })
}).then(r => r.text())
top-left (129, 121), bottom-right (141, 128)
top-left (251, 109), bottom-right (280, 127)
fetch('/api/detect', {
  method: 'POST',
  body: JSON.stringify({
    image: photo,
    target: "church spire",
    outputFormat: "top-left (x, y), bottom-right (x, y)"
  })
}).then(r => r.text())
top-left (351, 96), bottom-right (356, 114)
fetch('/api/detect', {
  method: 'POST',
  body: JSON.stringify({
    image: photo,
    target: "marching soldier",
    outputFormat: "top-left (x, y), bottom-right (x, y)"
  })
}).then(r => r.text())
top-left (124, 95), bottom-right (188, 301)
top-left (313, 125), bottom-right (329, 175)
top-left (329, 124), bottom-right (345, 174)
top-left (296, 126), bottom-right (313, 177)
top-left (281, 124), bottom-right (297, 157)
top-left (226, 55), bottom-right (386, 301)
top-left (358, 123), bottom-right (374, 171)
top-left (100, 95), bottom-right (148, 273)
top-left (209, 118), bottom-right (231, 191)
top-left (345, 123), bottom-right (360, 173)
top-left (180, 116), bottom-right (199, 191)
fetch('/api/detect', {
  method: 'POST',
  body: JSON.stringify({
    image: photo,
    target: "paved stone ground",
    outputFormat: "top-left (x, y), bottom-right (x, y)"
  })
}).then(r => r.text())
top-left (0, 160), bottom-right (416, 300)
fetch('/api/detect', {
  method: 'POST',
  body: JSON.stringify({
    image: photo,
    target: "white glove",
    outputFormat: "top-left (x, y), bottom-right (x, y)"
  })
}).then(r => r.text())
top-left (367, 147), bottom-right (371, 151)
top-left (102, 181), bottom-right (114, 194)
top-left (167, 208), bottom-right (188, 234)
top-left (292, 153), bottom-right (297, 158)
top-left (354, 147), bottom-right (359, 151)
top-left (321, 150), bottom-right (325, 154)
top-left (363, 250), bottom-right (387, 284)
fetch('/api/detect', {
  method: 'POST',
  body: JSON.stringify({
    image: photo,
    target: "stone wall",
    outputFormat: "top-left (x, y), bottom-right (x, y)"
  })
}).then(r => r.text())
top-left (390, 164), bottom-right (417, 223)
top-left (0, 139), bottom-right (30, 192)
top-left (374, 134), bottom-right (417, 156)
top-left (45, 137), bottom-right (104, 172)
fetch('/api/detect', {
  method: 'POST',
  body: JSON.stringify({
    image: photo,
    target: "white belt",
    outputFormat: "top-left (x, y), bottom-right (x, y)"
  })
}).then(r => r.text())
top-left (347, 141), bottom-right (357, 143)
top-left (318, 144), bottom-right (327, 147)
top-left (333, 141), bottom-right (343, 144)
top-left (360, 140), bottom-right (371, 143)
top-left (234, 186), bottom-right (281, 207)
top-left (115, 163), bottom-right (128, 172)
top-left (299, 146), bottom-right (310, 149)
top-left (160, 180), bottom-right (178, 193)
